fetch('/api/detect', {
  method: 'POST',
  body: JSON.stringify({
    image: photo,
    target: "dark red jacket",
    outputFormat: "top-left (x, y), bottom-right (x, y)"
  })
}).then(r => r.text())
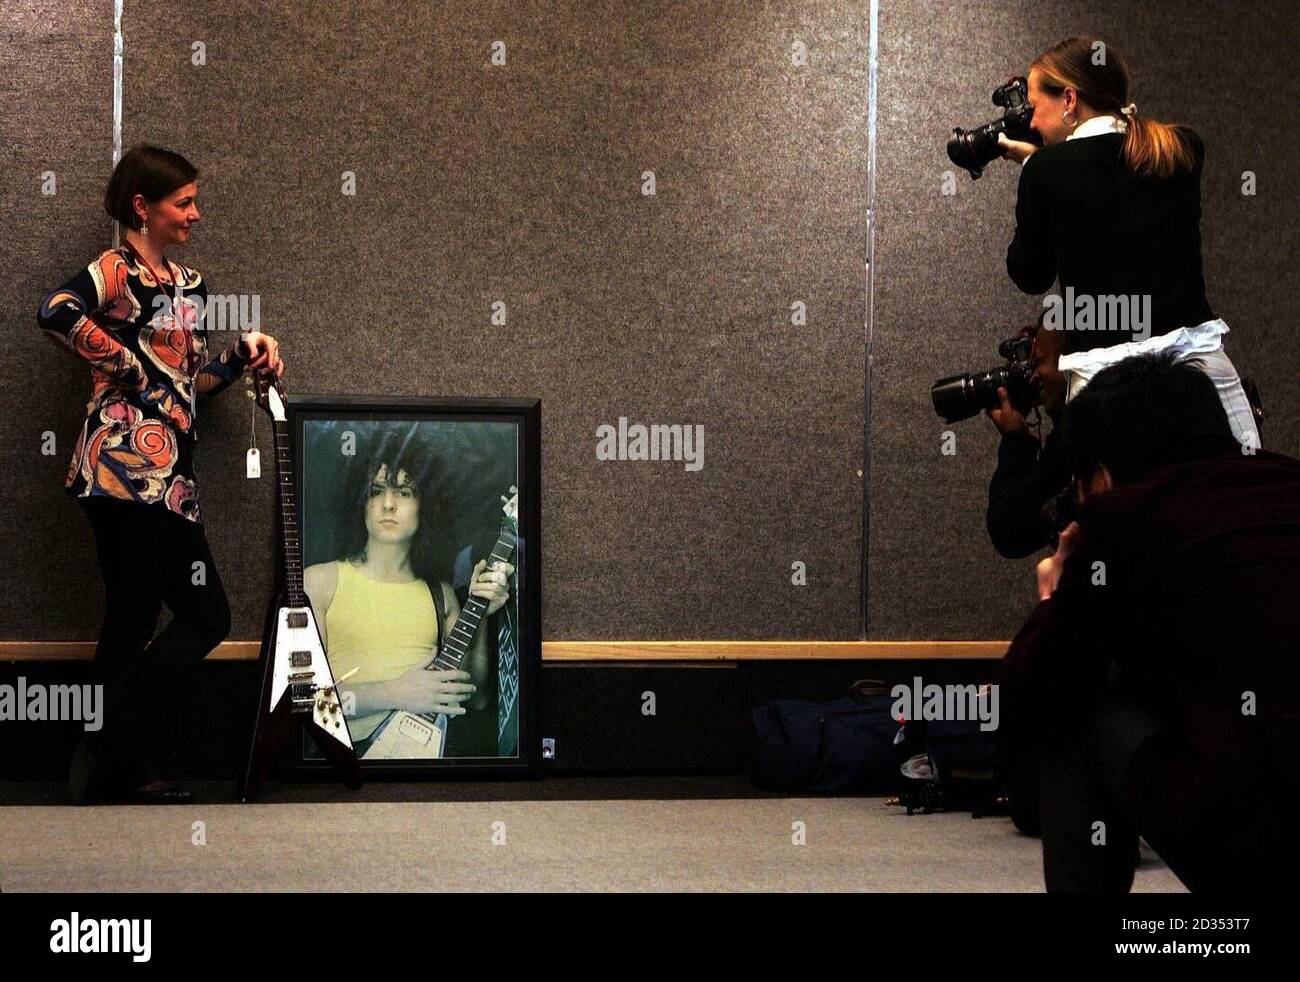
top-left (999, 449), bottom-right (1300, 826)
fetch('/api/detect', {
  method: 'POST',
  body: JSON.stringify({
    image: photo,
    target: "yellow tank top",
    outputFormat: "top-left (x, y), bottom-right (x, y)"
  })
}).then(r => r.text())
top-left (325, 561), bottom-right (441, 742)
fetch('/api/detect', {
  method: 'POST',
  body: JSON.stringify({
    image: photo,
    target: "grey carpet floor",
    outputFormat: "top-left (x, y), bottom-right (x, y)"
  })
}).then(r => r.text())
top-left (0, 798), bottom-right (1185, 892)
top-left (0, 774), bottom-right (782, 805)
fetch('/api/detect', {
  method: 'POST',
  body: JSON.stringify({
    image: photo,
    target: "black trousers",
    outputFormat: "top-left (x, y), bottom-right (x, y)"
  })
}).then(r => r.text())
top-left (79, 496), bottom-right (231, 787)
top-left (1039, 694), bottom-right (1298, 892)
top-left (1038, 695), bottom-right (1158, 892)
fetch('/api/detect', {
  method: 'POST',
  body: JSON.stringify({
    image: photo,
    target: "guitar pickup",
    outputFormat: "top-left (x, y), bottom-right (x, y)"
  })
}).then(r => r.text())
top-left (290, 650), bottom-right (313, 667)
top-left (286, 611), bottom-right (309, 629)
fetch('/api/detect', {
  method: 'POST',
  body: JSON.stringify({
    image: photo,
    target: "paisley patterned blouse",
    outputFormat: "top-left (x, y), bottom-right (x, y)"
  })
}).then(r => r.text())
top-left (37, 245), bottom-right (249, 524)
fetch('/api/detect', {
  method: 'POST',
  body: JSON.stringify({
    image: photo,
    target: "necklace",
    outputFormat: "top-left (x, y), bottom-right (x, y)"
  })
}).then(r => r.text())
top-left (122, 238), bottom-right (198, 420)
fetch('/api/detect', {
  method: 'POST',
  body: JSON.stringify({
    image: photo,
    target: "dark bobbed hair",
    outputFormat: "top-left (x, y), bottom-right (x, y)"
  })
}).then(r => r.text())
top-left (336, 427), bottom-right (455, 590)
top-left (104, 145), bottom-right (199, 231)
top-left (1060, 352), bottom-right (1240, 486)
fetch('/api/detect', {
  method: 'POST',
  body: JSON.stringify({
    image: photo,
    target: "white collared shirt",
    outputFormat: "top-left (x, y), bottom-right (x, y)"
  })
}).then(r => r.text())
top-left (1067, 113), bottom-right (1128, 141)
top-left (1022, 113), bottom-right (1127, 163)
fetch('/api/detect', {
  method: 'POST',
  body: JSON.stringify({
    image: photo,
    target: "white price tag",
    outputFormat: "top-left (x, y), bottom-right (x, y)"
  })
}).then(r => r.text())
top-left (246, 447), bottom-right (261, 479)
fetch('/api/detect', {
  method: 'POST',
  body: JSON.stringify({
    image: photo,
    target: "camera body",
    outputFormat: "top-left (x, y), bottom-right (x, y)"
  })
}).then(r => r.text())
top-left (947, 76), bottom-right (1042, 179)
top-left (931, 333), bottom-right (1038, 424)
top-left (1038, 483), bottom-right (1079, 551)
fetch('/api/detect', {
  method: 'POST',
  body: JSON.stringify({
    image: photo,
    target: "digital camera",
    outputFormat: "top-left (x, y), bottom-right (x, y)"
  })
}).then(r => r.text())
top-left (947, 76), bottom-right (1043, 179)
top-left (931, 333), bottom-right (1036, 424)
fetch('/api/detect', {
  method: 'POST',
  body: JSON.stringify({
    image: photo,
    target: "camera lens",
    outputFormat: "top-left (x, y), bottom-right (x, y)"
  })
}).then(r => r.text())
top-left (931, 367), bottom-right (1014, 423)
top-left (947, 121), bottom-right (1007, 180)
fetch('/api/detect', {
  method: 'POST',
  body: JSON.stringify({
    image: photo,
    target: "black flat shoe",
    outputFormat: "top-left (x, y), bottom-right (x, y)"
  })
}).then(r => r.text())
top-left (67, 738), bottom-right (92, 804)
top-left (68, 737), bottom-right (126, 805)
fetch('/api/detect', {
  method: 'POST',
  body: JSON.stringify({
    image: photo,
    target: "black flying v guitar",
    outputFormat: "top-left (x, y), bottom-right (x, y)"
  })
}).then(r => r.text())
top-left (239, 374), bottom-right (362, 800)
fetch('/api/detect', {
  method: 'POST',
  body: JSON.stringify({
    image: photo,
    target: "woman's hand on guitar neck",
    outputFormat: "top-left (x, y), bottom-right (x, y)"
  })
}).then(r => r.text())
top-left (240, 331), bottom-right (284, 378)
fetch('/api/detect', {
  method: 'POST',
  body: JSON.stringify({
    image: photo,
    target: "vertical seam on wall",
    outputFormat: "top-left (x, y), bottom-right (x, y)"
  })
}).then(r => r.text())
top-left (860, 0), bottom-right (879, 639)
top-left (112, 0), bottom-right (124, 249)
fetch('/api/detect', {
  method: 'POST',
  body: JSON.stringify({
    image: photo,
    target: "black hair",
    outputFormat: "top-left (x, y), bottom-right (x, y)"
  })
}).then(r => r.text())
top-left (336, 427), bottom-right (455, 589)
top-left (103, 145), bottom-right (199, 231)
top-left (1060, 351), bottom-right (1240, 486)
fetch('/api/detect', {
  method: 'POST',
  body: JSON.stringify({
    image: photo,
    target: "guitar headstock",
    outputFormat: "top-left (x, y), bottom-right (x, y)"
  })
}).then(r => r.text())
top-left (501, 485), bottom-right (519, 530)
top-left (247, 369), bottom-right (288, 423)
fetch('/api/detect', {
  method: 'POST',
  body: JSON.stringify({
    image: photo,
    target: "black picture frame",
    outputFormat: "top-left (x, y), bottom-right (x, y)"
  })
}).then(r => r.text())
top-left (286, 395), bottom-right (541, 780)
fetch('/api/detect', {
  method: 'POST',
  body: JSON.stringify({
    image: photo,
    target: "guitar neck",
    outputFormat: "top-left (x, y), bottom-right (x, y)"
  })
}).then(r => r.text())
top-left (432, 520), bottom-right (518, 672)
top-left (271, 417), bottom-right (306, 609)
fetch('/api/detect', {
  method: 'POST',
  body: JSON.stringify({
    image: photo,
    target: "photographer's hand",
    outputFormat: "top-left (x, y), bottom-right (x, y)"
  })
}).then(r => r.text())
top-left (986, 386), bottom-right (1028, 434)
top-left (1036, 521), bottom-right (1080, 601)
top-left (998, 132), bottom-right (1038, 165)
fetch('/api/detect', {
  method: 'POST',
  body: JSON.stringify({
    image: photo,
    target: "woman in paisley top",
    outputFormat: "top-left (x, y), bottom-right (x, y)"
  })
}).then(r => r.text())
top-left (37, 145), bottom-right (283, 803)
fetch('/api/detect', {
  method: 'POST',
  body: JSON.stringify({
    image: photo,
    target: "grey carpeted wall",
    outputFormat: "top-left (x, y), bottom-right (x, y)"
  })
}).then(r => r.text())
top-left (2, 1), bottom-right (1295, 643)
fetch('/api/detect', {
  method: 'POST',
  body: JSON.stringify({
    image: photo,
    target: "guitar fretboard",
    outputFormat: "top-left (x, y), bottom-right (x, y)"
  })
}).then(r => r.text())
top-left (271, 418), bottom-right (306, 608)
top-left (432, 523), bottom-right (518, 672)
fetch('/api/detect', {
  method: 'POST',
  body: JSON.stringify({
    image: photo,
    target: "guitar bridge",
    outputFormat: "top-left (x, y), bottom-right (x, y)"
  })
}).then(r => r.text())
top-left (289, 671), bottom-right (316, 712)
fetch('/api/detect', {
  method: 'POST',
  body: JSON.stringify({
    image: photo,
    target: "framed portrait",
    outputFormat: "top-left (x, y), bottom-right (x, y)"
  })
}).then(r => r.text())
top-left (289, 395), bottom-right (540, 778)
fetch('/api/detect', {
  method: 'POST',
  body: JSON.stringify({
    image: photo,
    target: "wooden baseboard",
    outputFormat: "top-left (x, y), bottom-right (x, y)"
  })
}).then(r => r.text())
top-left (539, 641), bottom-right (1006, 660)
top-left (0, 640), bottom-right (1007, 662)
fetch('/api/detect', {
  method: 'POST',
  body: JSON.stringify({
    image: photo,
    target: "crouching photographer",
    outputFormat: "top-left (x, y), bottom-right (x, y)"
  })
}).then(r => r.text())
top-left (931, 314), bottom-right (1072, 559)
top-left (986, 324), bottom-right (1078, 564)
top-left (998, 351), bottom-right (1300, 892)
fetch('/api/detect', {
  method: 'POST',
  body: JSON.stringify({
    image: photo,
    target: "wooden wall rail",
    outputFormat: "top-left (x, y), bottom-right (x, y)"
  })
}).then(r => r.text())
top-left (0, 641), bottom-right (1008, 662)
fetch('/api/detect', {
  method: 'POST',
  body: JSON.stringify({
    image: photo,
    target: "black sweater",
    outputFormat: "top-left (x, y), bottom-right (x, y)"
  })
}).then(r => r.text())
top-left (1006, 130), bottom-right (1215, 354)
top-left (986, 427), bottom-right (1071, 558)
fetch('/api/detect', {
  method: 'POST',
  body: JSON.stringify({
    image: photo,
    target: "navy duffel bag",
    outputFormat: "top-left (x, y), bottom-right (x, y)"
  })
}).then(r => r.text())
top-left (750, 691), bottom-right (909, 794)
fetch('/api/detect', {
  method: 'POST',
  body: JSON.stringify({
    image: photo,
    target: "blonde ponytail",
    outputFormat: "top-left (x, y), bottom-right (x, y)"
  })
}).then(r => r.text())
top-left (1122, 110), bottom-right (1197, 179)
